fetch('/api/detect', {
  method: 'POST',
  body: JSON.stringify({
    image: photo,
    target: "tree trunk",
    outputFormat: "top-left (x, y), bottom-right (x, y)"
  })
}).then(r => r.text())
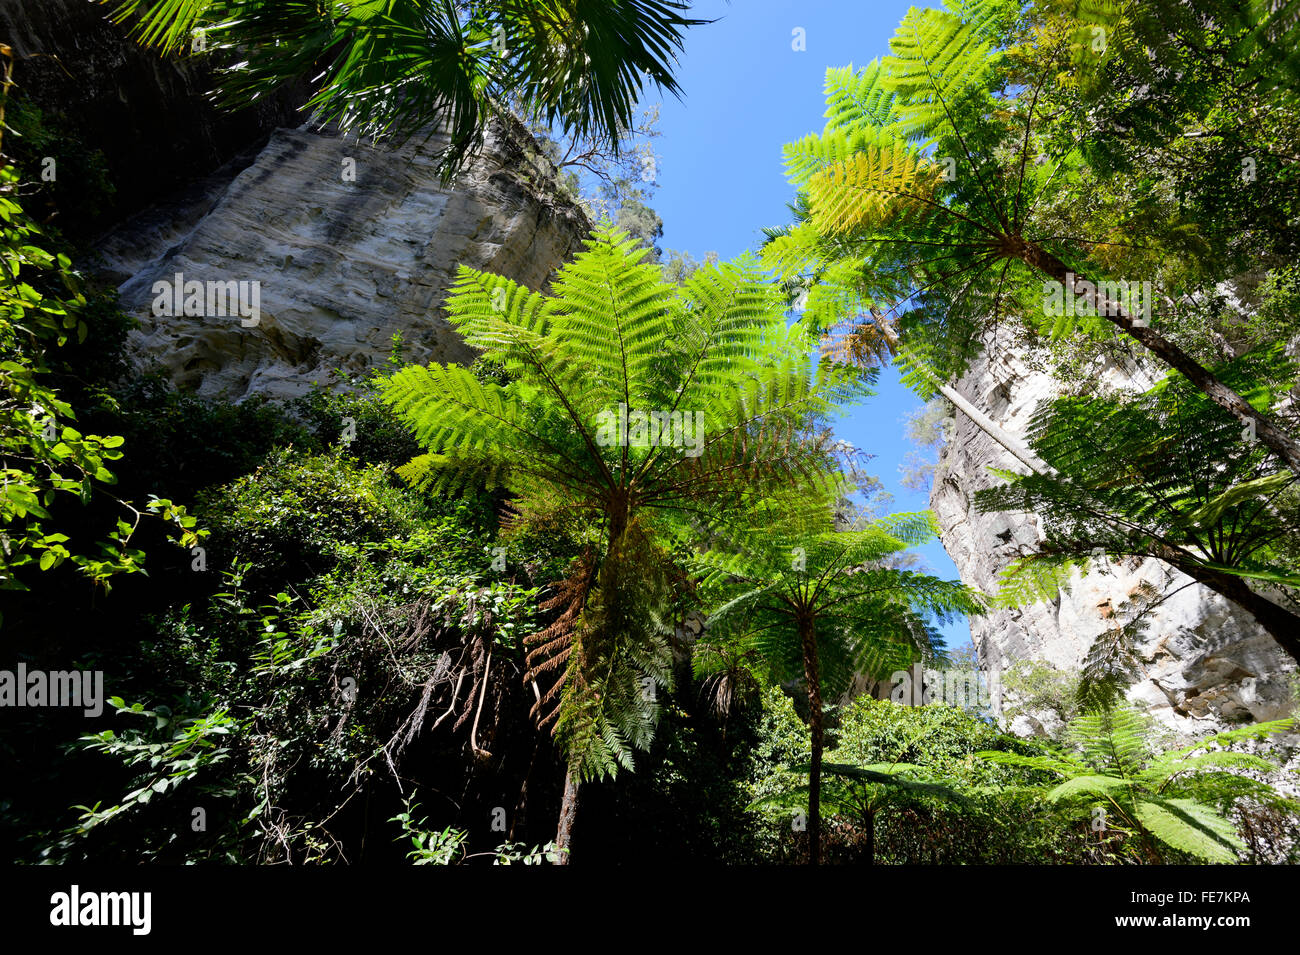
top-left (554, 762), bottom-right (580, 865)
top-left (1014, 240), bottom-right (1300, 478)
top-left (867, 307), bottom-right (1049, 474)
top-left (1153, 546), bottom-right (1300, 665)
top-left (865, 809), bottom-right (875, 865)
top-left (798, 614), bottom-right (824, 866)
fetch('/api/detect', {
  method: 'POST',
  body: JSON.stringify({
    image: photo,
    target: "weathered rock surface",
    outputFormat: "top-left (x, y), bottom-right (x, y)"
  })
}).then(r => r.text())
top-left (5, 0), bottom-right (591, 400)
top-left (97, 119), bottom-right (591, 400)
top-left (931, 340), bottom-right (1297, 736)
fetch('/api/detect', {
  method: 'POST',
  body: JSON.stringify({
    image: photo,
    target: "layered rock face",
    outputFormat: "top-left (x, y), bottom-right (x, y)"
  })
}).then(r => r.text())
top-left (97, 120), bottom-right (591, 400)
top-left (4, 0), bottom-right (590, 399)
top-left (930, 342), bottom-right (1297, 735)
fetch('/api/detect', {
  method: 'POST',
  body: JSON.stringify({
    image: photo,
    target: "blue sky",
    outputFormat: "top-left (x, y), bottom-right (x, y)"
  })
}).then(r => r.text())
top-left (644, 0), bottom-right (973, 649)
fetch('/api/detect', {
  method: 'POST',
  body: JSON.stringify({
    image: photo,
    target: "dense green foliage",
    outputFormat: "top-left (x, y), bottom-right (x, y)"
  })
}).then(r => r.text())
top-left (980, 705), bottom-right (1299, 863)
top-left (0, 117), bottom-right (201, 600)
top-left (104, 0), bottom-right (707, 175)
top-left (765, 0), bottom-right (1300, 676)
top-left (747, 688), bottom-right (1298, 865)
top-left (3, 1), bottom-right (1298, 870)
top-left (749, 689), bottom-right (1104, 864)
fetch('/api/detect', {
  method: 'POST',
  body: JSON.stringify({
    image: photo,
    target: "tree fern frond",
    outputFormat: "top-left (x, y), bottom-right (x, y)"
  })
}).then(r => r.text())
top-left (1132, 797), bottom-right (1244, 863)
top-left (1157, 718), bottom-right (1295, 762)
top-left (807, 143), bottom-right (945, 235)
top-left (885, 3), bottom-right (1004, 145)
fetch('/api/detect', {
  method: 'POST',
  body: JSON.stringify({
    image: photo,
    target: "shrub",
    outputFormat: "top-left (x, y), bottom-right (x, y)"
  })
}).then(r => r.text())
top-left (747, 688), bottom-right (1104, 863)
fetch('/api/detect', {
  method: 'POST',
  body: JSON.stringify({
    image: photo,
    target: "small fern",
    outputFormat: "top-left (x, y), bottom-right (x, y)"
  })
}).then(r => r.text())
top-left (979, 704), bottom-right (1297, 863)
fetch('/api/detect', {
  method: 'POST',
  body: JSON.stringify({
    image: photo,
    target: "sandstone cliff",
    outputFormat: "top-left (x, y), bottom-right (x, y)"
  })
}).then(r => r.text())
top-left (97, 119), bottom-right (592, 400)
top-left (930, 339), bottom-right (1297, 735)
top-left (4, 0), bottom-right (592, 402)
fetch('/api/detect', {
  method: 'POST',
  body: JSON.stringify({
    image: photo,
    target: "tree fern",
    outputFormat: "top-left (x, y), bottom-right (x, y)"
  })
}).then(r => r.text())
top-left (381, 226), bottom-right (866, 858)
top-left (763, 0), bottom-right (1300, 476)
top-left (694, 490), bottom-right (984, 863)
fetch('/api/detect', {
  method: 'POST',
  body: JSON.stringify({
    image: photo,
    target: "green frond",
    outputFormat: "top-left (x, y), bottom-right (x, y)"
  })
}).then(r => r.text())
top-left (871, 510), bottom-right (941, 547)
top-left (802, 762), bottom-right (971, 804)
top-left (807, 142), bottom-right (944, 236)
top-left (696, 497), bottom-right (981, 700)
top-left (1068, 705), bottom-right (1150, 776)
top-left (107, 0), bottom-right (707, 174)
top-left (976, 749), bottom-right (1090, 776)
top-left (1046, 773), bottom-right (1135, 801)
top-left (1143, 750), bottom-right (1279, 784)
top-left (976, 346), bottom-right (1300, 618)
top-left (759, 220), bottom-right (834, 281)
top-left (884, 3), bottom-right (1003, 145)
top-left (823, 60), bottom-right (899, 135)
top-left (1159, 718), bottom-right (1295, 762)
top-left (991, 551), bottom-right (1084, 608)
top-left (1184, 473), bottom-right (1296, 529)
top-left (980, 701), bottom-right (1293, 862)
top-left (382, 363), bottom-right (534, 457)
top-left (550, 228), bottom-right (673, 391)
top-left (673, 257), bottom-right (787, 391)
top-left (1132, 797), bottom-right (1244, 864)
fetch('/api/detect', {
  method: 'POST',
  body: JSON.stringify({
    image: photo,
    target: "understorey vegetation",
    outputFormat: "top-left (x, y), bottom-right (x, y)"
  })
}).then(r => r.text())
top-left (3, 0), bottom-right (1300, 867)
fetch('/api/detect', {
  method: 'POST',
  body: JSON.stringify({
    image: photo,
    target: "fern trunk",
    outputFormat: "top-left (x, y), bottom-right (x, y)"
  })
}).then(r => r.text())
top-left (798, 613), bottom-right (824, 866)
top-left (554, 762), bottom-right (581, 865)
top-left (1013, 240), bottom-right (1300, 478)
top-left (551, 496), bottom-right (630, 865)
top-left (1154, 545), bottom-right (1300, 665)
